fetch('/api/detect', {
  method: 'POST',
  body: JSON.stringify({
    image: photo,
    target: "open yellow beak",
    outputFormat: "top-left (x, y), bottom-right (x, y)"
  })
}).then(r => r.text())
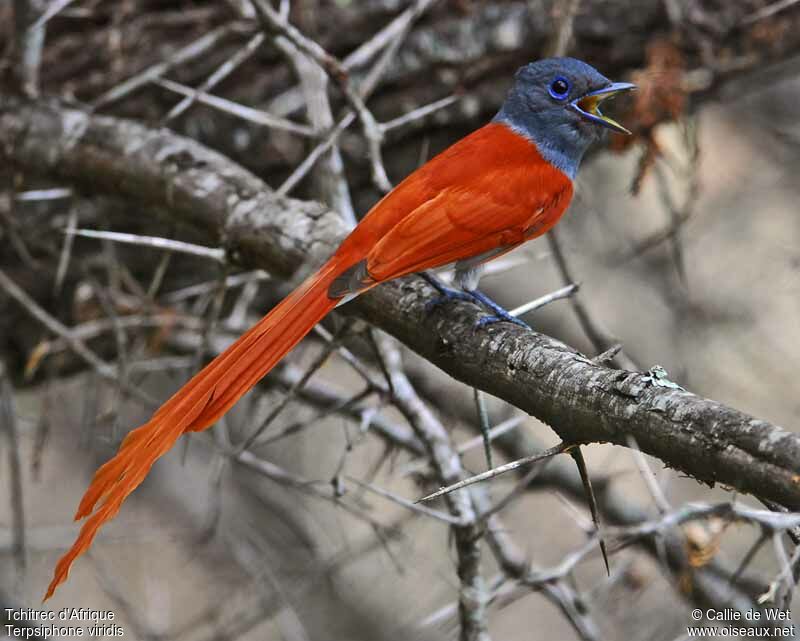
top-left (569, 82), bottom-right (637, 135)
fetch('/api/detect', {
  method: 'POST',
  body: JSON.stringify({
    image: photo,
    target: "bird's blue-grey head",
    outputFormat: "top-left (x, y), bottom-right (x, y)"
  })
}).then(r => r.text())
top-left (494, 58), bottom-right (635, 179)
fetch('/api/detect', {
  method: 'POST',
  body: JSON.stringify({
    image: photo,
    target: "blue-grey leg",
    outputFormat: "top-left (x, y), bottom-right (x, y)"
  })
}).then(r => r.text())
top-left (455, 260), bottom-right (530, 330)
top-left (421, 272), bottom-right (473, 310)
top-left (421, 272), bottom-right (530, 330)
top-left (468, 289), bottom-right (529, 329)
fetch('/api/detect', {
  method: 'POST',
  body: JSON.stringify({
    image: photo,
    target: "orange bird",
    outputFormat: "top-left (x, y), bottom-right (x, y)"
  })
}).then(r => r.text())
top-left (45, 57), bottom-right (634, 599)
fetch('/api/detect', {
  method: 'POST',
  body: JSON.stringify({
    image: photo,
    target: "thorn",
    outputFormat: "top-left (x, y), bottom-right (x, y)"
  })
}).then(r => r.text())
top-left (569, 445), bottom-right (610, 575)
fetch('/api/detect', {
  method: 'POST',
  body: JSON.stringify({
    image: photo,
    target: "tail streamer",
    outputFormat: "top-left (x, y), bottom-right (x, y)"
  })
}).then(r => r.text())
top-left (44, 259), bottom-right (344, 600)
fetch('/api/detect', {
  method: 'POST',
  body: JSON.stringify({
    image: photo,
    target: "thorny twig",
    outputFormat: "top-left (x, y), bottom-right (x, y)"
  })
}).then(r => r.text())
top-left (417, 442), bottom-right (575, 503)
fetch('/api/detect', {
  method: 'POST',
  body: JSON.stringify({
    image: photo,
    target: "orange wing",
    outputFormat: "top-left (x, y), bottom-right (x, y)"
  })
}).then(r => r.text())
top-left (365, 176), bottom-right (570, 281)
top-left (354, 123), bottom-right (574, 283)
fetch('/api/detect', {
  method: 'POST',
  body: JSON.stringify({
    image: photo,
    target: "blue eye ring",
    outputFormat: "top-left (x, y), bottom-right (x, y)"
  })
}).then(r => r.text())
top-left (548, 76), bottom-right (571, 101)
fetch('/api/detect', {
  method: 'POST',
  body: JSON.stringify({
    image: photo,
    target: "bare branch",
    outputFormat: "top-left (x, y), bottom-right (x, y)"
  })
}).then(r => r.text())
top-left (67, 228), bottom-right (228, 262)
top-left (10, 0), bottom-right (45, 97)
top-left (509, 283), bottom-right (578, 318)
top-left (155, 77), bottom-right (315, 137)
top-left (93, 24), bottom-right (245, 109)
top-left (30, 0), bottom-right (75, 30)
top-left (163, 32), bottom-right (266, 123)
top-left (743, 0), bottom-right (800, 25)
top-left (345, 475), bottom-right (465, 526)
top-left (0, 361), bottom-right (26, 579)
top-left (417, 443), bottom-right (573, 503)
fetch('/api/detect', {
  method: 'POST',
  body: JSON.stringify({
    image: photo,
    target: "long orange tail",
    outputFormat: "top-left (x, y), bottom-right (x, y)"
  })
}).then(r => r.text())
top-left (44, 257), bottom-right (346, 600)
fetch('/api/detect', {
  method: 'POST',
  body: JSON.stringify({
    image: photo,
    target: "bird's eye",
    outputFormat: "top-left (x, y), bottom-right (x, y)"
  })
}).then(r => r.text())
top-left (548, 76), bottom-right (570, 101)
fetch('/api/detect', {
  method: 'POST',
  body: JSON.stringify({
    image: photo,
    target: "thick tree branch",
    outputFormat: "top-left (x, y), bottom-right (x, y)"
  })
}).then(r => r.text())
top-left (2, 98), bottom-right (799, 510)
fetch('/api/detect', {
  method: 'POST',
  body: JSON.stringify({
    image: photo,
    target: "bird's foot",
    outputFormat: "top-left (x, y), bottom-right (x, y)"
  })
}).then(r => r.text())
top-left (421, 274), bottom-right (529, 329)
top-left (469, 289), bottom-right (530, 330)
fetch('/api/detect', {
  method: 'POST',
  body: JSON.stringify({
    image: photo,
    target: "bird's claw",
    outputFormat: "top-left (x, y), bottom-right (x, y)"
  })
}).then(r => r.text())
top-left (467, 289), bottom-right (530, 330)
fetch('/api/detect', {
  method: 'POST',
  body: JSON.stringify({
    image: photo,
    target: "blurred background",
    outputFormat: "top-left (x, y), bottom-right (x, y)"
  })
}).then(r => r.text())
top-left (2, 1), bottom-right (800, 640)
